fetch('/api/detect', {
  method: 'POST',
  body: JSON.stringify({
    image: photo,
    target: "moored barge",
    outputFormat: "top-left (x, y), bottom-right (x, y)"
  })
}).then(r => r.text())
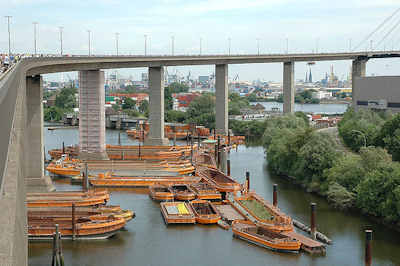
top-left (26, 190), bottom-right (110, 207)
top-left (190, 183), bottom-right (221, 200)
top-left (170, 184), bottom-right (196, 201)
top-left (160, 202), bottom-right (196, 224)
top-left (232, 220), bottom-right (301, 253)
top-left (189, 200), bottom-right (221, 224)
top-left (196, 167), bottom-right (241, 192)
top-left (149, 185), bottom-right (175, 201)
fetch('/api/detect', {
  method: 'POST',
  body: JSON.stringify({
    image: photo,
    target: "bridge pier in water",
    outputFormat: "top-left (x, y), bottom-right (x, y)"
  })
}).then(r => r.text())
top-left (145, 66), bottom-right (169, 145)
top-left (78, 70), bottom-right (108, 159)
top-left (215, 64), bottom-right (229, 135)
top-left (25, 75), bottom-right (54, 192)
top-left (352, 59), bottom-right (367, 111)
top-left (283, 61), bottom-right (295, 114)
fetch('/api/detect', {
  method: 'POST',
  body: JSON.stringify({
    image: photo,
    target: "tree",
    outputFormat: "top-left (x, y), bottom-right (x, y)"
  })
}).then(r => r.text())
top-left (138, 100), bottom-right (149, 114)
top-left (166, 110), bottom-right (187, 123)
top-left (185, 94), bottom-right (215, 129)
top-left (164, 82), bottom-right (189, 111)
top-left (376, 114), bottom-right (400, 161)
top-left (55, 87), bottom-right (77, 110)
top-left (122, 97), bottom-right (136, 110)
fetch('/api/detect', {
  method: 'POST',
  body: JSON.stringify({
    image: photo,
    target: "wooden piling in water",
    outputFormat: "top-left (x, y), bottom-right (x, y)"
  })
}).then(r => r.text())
top-left (84, 163), bottom-right (89, 191)
top-left (62, 142), bottom-right (65, 154)
top-left (365, 230), bottom-right (372, 266)
top-left (311, 203), bottom-right (316, 240)
top-left (227, 159), bottom-right (231, 176)
top-left (51, 233), bottom-right (56, 266)
top-left (72, 203), bottom-right (76, 241)
top-left (273, 184), bottom-right (278, 207)
top-left (246, 171), bottom-right (250, 191)
top-left (118, 132), bottom-right (121, 146)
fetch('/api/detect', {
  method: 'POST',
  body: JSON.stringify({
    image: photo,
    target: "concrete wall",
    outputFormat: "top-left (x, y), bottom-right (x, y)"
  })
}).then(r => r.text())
top-left (354, 76), bottom-right (400, 113)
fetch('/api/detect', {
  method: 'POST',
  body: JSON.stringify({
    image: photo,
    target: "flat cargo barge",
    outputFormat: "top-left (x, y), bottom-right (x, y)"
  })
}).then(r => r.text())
top-left (190, 183), bottom-right (221, 200)
top-left (160, 202), bottom-right (196, 224)
top-left (189, 200), bottom-right (220, 224)
top-left (149, 185), bottom-right (175, 201)
top-left (196, 167), bottom-right (241, 192)
top-left (90, 175), bottom-right (201, 188)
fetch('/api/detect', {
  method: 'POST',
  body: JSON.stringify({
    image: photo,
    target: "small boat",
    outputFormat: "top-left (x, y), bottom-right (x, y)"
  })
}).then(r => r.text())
top-left (26, 190), bottom-right (110, 208)
top-left (149, 185), bottom-right (175, 201)
top-left (46, 156), bottom-right (81, 178)
top-left (196, 167), bottom-right (241, 192)
top-left (234, 192), bottom-right (293, 232)
top-left (232, 220), bottom-right (301, 253)
top-left (190, 183), bottom-right (221, 200)
top-left (189, 200), bottom-right (221, 224)
top-left (28, 215), bottom-right (126, 240)
top-left (169, 184), bottom-right (196, 201)
top-left (160, 202), bottom-right (196, 224)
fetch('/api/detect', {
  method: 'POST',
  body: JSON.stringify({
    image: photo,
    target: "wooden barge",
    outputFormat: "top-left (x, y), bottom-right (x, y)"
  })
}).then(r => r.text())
top-left (160, 202), bottom-right (196, 224)
top-left (90, 175), bottom-right (201, 188)
top-left (196, 167), bottom-right (241, 192)
top-left (170, 184), bottom-right (196, 201)
top-left (46, 157), bottom-right (81, 178)
top-left (149, 185), bottom-right (175, 201)
top-left (28, 205), bottom-right (135, 223)
top-left (26, 190), bottom-right (110, 207)
top-left (190, 183), bottom-right (221, 200)
top-left (193, 153), bottom-right (217, 168)
top-left (29, 215), bottom-right (126, 240)
top-left (232, 220), bottom-right (301, 253)
top-left (189, 200), bottom-right (221, 224)
top-left (234, 192), bottom-right (293, 232)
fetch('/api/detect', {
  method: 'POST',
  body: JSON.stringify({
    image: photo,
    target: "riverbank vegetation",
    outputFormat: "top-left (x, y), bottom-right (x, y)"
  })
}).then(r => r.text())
top-left (263, 112), bottom-right (400, 227)
top-left (44, 86), bottom-right (77, 121)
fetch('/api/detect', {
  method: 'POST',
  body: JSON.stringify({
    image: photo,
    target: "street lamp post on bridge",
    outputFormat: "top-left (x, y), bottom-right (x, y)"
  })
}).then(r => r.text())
top-left (33, 22), bottom-right (38, 56)
top-left (5, 16), bottom-right (12, 56)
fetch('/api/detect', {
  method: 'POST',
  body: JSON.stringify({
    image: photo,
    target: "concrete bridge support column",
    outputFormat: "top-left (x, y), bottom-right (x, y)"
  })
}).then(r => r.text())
top-left (215, 64), bottom-right (229, 135)
top-left (146, 66), bottom-right (169, 145)
top-left (79, 70), bottom-right (108, 160)
top-left (25, 75), bottom-right (54, 192)
top-left (352, 59), bottom-right (367, 111)
top-left (283, 61), bottom-right (295, 114)
top-left (26, 75), bottom-right (44, 178)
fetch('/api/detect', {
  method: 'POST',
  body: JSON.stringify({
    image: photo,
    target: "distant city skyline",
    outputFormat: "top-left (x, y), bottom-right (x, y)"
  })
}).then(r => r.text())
top-left (2, 0), bottom-right (400, 80)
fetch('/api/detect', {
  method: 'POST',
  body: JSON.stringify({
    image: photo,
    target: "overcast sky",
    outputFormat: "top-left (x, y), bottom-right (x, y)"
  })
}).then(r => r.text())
top-left (2, 0), bottom-right (400, 82)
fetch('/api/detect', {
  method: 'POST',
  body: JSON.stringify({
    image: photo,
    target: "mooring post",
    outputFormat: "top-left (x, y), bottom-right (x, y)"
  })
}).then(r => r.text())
top-left (197, 133), bottom-right (200, 150)
top-left (118, 131), bottom-right (121, 146)
top-left (228, 130), bottom-right (231, 147)
top-left (174, 133), bottom-right (177, 147)
top-left (365, 230), bottom-right (372, 266)
top-left (273, 184), bottom-right (278, 207)
top-left (85, 163), bottom-right (89, 192)
top-left (72, 203), bottom-right (76, 241)
top-left (214, 128), bottom-right (216, 140)
top-left (58, 231), bottom-right (65, 266)
top-left (51, 233), bottom-right (57, 266)
top-left (138, 141), bottom-right (141, 160)
top-left (217, 150), bottom-right (221, 169)
top-left (227, 159), bottom-right (231, 176)
top-left (311, 203), bottom-right (317, 240)
top-left (214, 143), bottom-right (218, 161)
top-left (62, 141), bottom-right (65, 154)
top-left (186, 131), bottom-right (189, 146)
top-left (246, 171), bottom-right (250, 192)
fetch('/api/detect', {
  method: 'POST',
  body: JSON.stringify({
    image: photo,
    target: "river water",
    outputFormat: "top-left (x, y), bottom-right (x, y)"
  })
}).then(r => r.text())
top-left (28, 128), bottom-right (400, 266)
top-left (254, 102), bottom-right (349, 114)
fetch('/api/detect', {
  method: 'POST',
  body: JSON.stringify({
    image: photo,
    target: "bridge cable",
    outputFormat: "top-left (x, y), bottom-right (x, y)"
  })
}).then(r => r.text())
top-left (352, 7), bottom-right (400, 51)
top-left (374, 16), bottom-right (400, 50)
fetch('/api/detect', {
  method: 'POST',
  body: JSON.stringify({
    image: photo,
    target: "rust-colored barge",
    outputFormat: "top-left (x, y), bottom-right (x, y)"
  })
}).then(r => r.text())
top-left (189, 200), bottom-right (221, 224)
top-left (26, 190), bottom-right (110, 208)
top-left (190, 183), bottom-right (221, 200)
top-left (170, 184), bottom-right (196, 201)
top-left (196, 167), bottom-right (241, 192)
top-left (149, 185), bottom-right (175, 201)
top-left (232, 220), bottom-right (301, 253)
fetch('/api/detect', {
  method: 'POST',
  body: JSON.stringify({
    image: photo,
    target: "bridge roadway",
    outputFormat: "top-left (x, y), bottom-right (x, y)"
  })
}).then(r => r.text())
top-left (0, 51), bottom-right (399, 265)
